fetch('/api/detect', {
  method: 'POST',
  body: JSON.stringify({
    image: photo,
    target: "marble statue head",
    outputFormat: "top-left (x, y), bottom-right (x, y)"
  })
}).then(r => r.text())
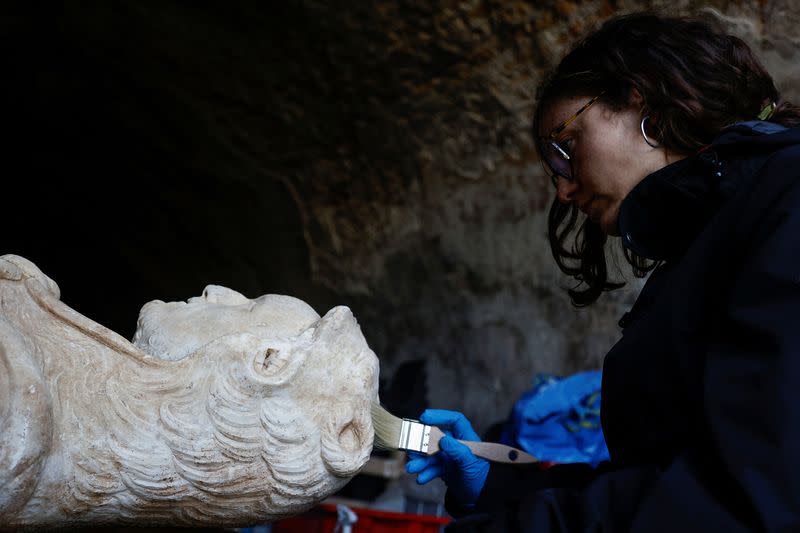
top-left (0, 255), bottom-right (379, 529)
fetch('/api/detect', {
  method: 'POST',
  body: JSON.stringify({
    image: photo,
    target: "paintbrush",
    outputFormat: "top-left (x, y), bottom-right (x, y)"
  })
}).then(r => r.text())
top-left (371, 401), bottom-right (538, 464)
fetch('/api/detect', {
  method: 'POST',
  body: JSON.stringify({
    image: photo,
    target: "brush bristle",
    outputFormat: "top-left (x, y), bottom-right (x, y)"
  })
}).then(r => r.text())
top-left (370, 401), bottom-right (403, 450)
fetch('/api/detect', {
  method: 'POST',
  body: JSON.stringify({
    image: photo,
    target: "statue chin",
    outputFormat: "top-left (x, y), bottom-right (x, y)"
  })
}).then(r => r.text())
top-left (0, 254), bottom-right (380, 530)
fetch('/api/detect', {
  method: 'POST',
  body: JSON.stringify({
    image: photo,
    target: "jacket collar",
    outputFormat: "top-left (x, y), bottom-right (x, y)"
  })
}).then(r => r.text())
top-left (617, 121), bottom-right (794, 261)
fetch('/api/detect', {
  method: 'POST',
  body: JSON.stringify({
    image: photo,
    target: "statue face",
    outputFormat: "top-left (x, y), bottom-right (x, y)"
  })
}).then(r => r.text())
top-left (133, 285), bottom-right (322, 361)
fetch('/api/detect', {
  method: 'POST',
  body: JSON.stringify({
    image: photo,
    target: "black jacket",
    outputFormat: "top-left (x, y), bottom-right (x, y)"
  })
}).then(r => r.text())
top-left (447, 122), bottom-right (800, 532)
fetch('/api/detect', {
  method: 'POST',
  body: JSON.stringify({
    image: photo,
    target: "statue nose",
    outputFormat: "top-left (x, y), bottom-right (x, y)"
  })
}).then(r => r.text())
top-left (201, 284), bottom-right (249, 305)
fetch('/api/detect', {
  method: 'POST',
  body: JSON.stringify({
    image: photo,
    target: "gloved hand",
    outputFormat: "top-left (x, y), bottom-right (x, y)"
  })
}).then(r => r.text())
top-left (405, 409), bottom-right (490, 508)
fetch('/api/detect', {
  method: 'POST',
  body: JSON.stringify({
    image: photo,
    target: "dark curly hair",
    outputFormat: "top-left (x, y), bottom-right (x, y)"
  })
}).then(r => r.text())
top-left (534, 11), bottom-right (800, 307)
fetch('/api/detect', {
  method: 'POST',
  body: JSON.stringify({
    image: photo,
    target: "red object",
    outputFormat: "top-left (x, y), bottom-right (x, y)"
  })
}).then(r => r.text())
top-left (272, 503), bottom-right (451, 533)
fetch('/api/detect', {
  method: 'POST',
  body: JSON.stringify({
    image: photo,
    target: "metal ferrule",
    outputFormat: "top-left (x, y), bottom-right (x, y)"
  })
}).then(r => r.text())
top-left (398, 419), bottom-right (431, 453)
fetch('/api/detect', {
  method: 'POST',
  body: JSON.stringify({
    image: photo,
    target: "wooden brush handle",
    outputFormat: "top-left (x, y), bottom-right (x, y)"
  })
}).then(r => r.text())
top-left (426, 427), bottom-right (538, 464)
top-left (461, 441), bottom-right (539, 464)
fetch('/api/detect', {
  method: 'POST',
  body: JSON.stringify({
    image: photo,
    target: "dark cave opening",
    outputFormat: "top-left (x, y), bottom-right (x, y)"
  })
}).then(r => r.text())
top-left (3, 5), bottom-right (338, 338)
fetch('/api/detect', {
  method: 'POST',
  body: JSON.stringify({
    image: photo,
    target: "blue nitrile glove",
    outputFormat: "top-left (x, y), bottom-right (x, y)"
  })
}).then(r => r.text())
top-left (405, 409), bottom-right (490, 508)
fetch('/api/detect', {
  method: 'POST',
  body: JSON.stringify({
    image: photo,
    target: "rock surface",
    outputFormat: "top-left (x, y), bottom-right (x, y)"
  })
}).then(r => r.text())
top-left (3, 2), bottom-right (800, 433)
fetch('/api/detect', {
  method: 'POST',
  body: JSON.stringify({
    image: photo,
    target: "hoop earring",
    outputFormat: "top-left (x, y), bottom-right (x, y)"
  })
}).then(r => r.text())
top-left (640, 116), bottom-right (659, 148)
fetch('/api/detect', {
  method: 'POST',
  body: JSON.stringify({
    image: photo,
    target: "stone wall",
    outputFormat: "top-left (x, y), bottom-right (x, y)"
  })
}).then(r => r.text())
top-left (4, 1), bottom-right (800, 433)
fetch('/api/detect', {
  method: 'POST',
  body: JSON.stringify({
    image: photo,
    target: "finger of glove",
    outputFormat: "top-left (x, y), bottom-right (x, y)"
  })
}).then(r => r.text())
top-left (439, 435), bottom-right (481, 467)
top-left (407, 451), bottom-right (429, 461)
top-left (415, 463), bottom-right (444, 485)
top-left (406, 456), bottom-right (437, 474)
top-left (420, 409), bottom-right (480, 441)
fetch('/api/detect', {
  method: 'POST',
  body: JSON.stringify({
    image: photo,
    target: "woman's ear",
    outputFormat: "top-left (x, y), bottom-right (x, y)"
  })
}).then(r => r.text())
top-left (630, 87), bottom-right (645, 107)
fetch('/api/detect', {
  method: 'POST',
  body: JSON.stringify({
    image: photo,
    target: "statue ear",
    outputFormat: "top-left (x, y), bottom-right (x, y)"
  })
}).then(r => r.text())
top-left (251, 341), bottom-right (306, 387)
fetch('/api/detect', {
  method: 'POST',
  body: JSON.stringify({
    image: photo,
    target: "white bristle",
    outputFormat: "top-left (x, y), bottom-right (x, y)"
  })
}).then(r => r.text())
top-left (370, 401), bottom-right (403, 450)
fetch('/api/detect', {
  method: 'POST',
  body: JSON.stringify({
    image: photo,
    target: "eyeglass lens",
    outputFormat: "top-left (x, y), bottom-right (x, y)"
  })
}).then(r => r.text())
top-left (543, 141), bottom-right (572, 183)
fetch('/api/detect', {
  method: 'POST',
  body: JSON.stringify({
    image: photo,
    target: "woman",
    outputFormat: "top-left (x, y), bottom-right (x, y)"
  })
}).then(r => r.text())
top-left (407, 12), bottom-right (800, 532)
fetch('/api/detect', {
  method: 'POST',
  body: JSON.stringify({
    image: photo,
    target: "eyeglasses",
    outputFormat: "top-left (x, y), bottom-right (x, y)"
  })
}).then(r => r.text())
top-left (540, 93), bottom-right (604, 185)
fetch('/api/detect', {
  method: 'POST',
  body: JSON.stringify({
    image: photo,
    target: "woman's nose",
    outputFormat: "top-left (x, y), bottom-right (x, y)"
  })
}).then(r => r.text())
top-left (556, 176), bottom-right (579, 204)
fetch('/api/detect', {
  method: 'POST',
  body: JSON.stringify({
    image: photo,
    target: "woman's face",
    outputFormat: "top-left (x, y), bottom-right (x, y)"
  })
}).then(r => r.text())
top-left (539, 94), bottom-right (683, 235)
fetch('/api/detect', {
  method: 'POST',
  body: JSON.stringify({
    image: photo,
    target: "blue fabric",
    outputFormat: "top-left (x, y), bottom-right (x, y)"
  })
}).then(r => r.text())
top-left (727, 120), bottom-right (787, 135)
top-left (501, 370), bottom-right (609, 466)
